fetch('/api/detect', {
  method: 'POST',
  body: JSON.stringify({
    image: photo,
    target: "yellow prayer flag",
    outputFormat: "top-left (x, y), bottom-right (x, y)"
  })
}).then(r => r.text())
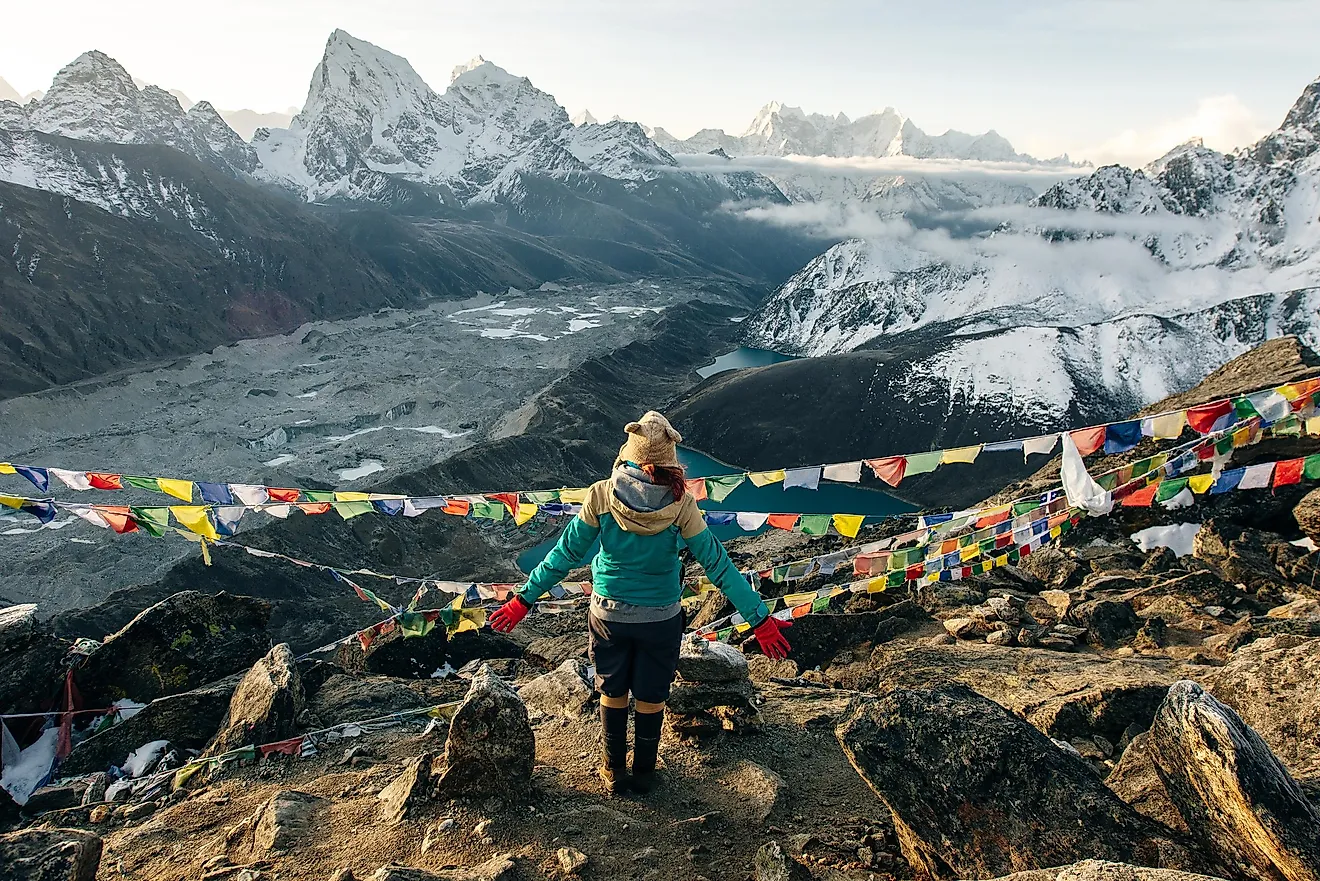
top-left (334, 491), bottom-right (371, 502)
top-left (959, 546), bottom-right (980, 562)
top-left (783, 592), bottom-right (814, 607)
top-left (0, 463), bottom-right (15, 475)
top-left (156, 478), bottom-right (194, 502)
top-left (734, 622), bottom-right (752, 633)
top-left (0, 495), bottom-right (22, 509)
top-left (748, 470), bottom-right (786, 487)
top-left (170, 506), bottom-right (218, 540)
top-left (1049, 525), bottom-right (1062, 539)
top-left (867, 578), bottom-right (888, 594)
top-left (832, 514), bottom-right (864, 538)
top-left (514, 503), bottom-right (538, 526)
top-left (1307, 416), bottom-right (1320, 436)
top-left (1187, 474), bottom-right (1214, 494)
top-left (1148, 412), bottom-right (1186, 439)
top-left (1233, 427), bottom-right (1251, 447)
top-left (941, 445), bottom-right (982, 465)
top-left (994, 555), bottom-right (1009, 567)
top-left (558, 487), bottom-right (588, 504)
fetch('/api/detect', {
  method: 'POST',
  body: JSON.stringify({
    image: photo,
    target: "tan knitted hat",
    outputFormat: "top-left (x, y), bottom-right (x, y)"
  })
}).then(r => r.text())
top-left (617, 411), bottom-right (682, 468)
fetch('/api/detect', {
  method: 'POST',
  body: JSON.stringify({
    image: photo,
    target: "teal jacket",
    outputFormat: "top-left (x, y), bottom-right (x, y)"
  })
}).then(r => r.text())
top-left (519, 473), bottom-right (768, 626)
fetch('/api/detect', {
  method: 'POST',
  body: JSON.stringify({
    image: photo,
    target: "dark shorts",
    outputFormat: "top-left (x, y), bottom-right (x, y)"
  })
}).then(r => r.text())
top-left (588, 611), bottom-right (685, 703)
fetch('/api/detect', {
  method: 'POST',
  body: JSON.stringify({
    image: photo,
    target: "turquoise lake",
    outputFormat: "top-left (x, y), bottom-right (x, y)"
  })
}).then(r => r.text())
top-left (696, 345), bottom-right (797, 379)
top-left (515, 446), bottom-right (916, 574)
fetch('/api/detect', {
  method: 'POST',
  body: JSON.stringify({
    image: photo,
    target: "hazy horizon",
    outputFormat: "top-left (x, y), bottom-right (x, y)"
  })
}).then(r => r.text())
top-left (3, 0), bottom-right (1319, 168)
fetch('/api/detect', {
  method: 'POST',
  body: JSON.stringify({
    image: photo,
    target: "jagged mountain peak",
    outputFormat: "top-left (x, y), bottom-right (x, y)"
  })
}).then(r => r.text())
top-left (572, 109), bottom-right (599, 127)
top-left (304, 28), bottom-right (436, 118)
top-left (1281, 75), bottom-right (1320, 132)
top-left (0, 76), bottom-right (21, 104)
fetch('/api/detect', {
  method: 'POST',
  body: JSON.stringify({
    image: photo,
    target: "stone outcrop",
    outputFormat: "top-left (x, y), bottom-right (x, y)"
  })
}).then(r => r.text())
top-left (982, 861), bottom-right (1231, 881)
top-left (517, 660), bottom-right (593, 718)
top-left (368, 855), bottom-right (515, 881)
top-left (0, 828), bottom-right (102, 881)
top-left (227, 790), bottom-right (325, 855)
top-left (1149, 680), bottom-right (1320, 881)
top-left (836, 684), bottom-right (1201, 879)
top-left (377, 753), bottom-right (440, 824)
top-left (434, 666), bottom-right (534, 799)
top-left (754, 840), bottom-right (812, 881)
top-left (1295, 488), bottom-right (1320, 542)
top-left (1106, 733), bottom-right (1190, 834)
top-left (74, 591), bottom-right (271, 706)
top-left (0, 604), bottom-right (67, 717)
top-left (205, 644), bottom-right (304, 757)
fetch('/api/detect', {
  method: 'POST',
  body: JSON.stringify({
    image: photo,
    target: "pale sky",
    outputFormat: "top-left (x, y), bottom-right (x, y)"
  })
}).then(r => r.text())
top-left (3, 0), bottom-right (1318, 167)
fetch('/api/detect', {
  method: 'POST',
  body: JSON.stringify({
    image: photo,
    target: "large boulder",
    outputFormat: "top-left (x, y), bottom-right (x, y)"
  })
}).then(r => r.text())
top-left (304, 674), bottom-right (466, 730)
top-left (334, 628), bottom-right (522, 679)
top-left (0, 828), bottom-right (102, 880)
top-left (227, 789), bottom-right (325, 856)
top-left (1202, 637), bottom-right (1320, 779)
top-left (1073, 599), bottom-right (1141, 648)
top-left (517, 660), bottom-right (593, 718)
top-left (982, 861), bottom-right (1231, 881)
top-left (74, 591), bottom-right (271, 706)
top-left (1025, 683), bottom-right (1170, 746)
top-left (0, 605), bottom-right (67, 717)
top-left (1107, 733), bottom-right (1191, 835)
top-left (779, 610), bottom-right (896, 671)
top-left (204, 643), bottom-right (304, 757)
top-left (377, 753), bottom-right (439, 824)
top-left (836, 684), bottom-right (1202, 880)
top-left (63, 675), bottom-right (239, 775)
top-left (1149, 681), bottom-right (1320, 881)
top-left (1295, 488), bottom-right (1320, 543)
top-left (676, 635), bottom-right (748, 683)
top-left (368, 855), bottom-right (515, 881)
top-left (434, 665), bottom-right (534, 799)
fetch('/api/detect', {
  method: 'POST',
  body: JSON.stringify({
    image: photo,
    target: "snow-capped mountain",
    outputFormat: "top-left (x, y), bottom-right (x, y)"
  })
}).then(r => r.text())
top-left (0, 51), bottom-right (255, 174)
top-left (651, 101), bottom-right (1068, 165)
top-left (0, 77), bottom-right (41, 105)
top-left (742, 75), bottom-right (1320, 423)
top-left (252, 31), bottom-right (694, 206)
top-left (571, 109), bottom-right (599, 127)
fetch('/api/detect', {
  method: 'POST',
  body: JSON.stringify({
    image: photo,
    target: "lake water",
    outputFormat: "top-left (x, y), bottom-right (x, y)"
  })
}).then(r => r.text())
top-left (696, 346), bottom-right (797, 379)
top-left (515, 446), bottom-right (916, 574)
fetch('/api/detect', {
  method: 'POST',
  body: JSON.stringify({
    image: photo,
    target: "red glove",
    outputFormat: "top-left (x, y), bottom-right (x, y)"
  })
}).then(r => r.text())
top-left (489, 597), bottom-right (530, 633)
top-left (752, 615), bottom-right (792, 660)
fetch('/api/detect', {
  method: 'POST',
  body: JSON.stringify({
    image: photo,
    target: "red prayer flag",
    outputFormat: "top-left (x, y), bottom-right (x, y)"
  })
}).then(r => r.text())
top-left (865, 456), bottom-right (907, 487)
top-left (766, 514), bottom-right (799, 531)
top-left (1186, 400), bottom-right (1232, 434)
top-left (96, 505), bottom-right (138, 533)
top-left (489, 492), bottom-right (519, 514)
top-left (960, 566), bottom-right (973, 579)
top-left (994, 533), bottom-right (1012, 549)
top-left (1273, 458), bottom-right (1305, 487)
top-left (443, 498), bottom-right (472, 516)
top-left (1120, 484), bottom-right (1160, 507)
top-left (975, 508), bottom-right (1011, 528)
top-left (297, 502), bottom-right (332, 515)
top-left (1070, 427), bottom-right (1106, 457)
top-left (685, 479), bottom-right (708, 501)
top-left (258, 737), bottom-right (303, 758)
top-left (87, 472), bottom-right (123, 490)
top-left (904, 563), bottom-right (924, 580)
top-left (267, 487), bottom-right (301, 503)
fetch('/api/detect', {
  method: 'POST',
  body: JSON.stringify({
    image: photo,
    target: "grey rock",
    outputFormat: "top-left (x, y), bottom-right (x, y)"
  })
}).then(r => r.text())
top-left (943, 617), bottom-right (983, 639)
top-left (753, 840), bottom-right (811, 881)
top-left (240, 790), bottom-right (324, 853)
top-left (518, 660), bottom-right (593, 718)
top-left (377, 753), bottom-right (438, 825)
top-left (435, 666), bottom-right (535, 799)
top-left (1149, 680), bottom-right (1320, 881)
top-left (1107, 732), bottom-right (1190, 835)
top-left (0, 604), bottom-right (67, 718)
top-left (205, 643), bottom-right (304, 757)
top-left (667, 677), bottom-right (756, 715)
top-left (524, 634), bottom-right (588, 670)
top-left (369, 854), bottom-right (515, 881)
top-left (835, 684), bottom-right (1202, 879)
top-left (556, 846), bottom-right (588, 875)
top-left (1040, 589), bottom-right (1075, 621)
top-left (22, 785), bottom-right (81, 814)
top-left (122, 802), bottom-right (156, 821)
top-left (81, 774), bottom-right (107, 806)
top-left (717, 760), bottom-right (785, 824)
top-left (985, 629), bottom-right (1016, 647)
top-left (1074, 599), bottom-right (1140, 648)
top-left (307, 674), bottom-right (432, 729)
top-left (1292, 487), bottom-right (1320, 543)
top-left (0, 828), bottom-right (102, 881)
top-left (675, 635), bottom-right (748, 684)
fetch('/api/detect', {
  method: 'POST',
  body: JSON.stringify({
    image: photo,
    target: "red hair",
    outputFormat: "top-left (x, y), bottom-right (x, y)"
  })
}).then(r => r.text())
top-left (641, 463), bottom-right (687, 501)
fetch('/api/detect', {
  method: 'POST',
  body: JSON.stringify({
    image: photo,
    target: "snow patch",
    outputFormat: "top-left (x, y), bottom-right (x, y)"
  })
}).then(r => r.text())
top-left (1131, 523), bottom-right (1201, 557)
top-left (263, 453), bottom-right (297, 467)
top-left (338, 460), bottom-right (385, 481)
top-left (123, 739), bottom-right (169, 777)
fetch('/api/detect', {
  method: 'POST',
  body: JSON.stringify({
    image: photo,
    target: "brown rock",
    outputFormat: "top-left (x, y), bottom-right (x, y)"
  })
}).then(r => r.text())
top-left (369, 855), bottom-right (515, 881)
top-left (1292, 488), bottom-right (1320, 544)
top-left (0, 828), bottom-right (102, 880)
top-left (434, 666), bottom-right (534, 799)
top-left (1106, 732), bottom-right (1190, 835)
top-left (377, 753), bottom-right (438, 824)
top-left (984, 861), bottom-right (1231, 881)
top-left (1149, 680), bottom-right (1320, 881)
top-left (205, 643), bottom-right (304, 757)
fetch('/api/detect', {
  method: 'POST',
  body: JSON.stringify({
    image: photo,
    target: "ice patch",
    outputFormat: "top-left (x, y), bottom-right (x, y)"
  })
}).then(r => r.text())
top-left (608, 305), bottom-right (665, 314)
top-left (565, 319), bottom-right (603, 334)
top-left (430, 663), bottom-right (457, 679)
top-left (338, 460), bottom-right (385, 481)
top-left (0, 726), bottom-right (59, 806)
top-left (263, 454), bottom-right (297, 467)
top-left (448, 301), bottom-right (507, 317)
top-left (1131, 523), bottom-right (1201, 557)
top-left (1292, 537), bottom-right (1318, 552)
top-left (490, 307), bottom-right (542, 317)
top-left (296, 391), bottom-right (319, 399)
top-left (477, 328), bottom-right (551, 342)
top-left (327, 425), bottom-right (470, 443)
top-left (124, 739), bottom-right (169, 777)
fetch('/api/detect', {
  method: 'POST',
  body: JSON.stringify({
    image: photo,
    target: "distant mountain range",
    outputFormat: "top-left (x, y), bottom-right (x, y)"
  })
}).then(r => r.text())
top-left (735, 75), bottom-right (1320, 431)
top-left (0, 31), bottom-right (821, 397)
top-left (647, 101), bottom-right (1075, 165)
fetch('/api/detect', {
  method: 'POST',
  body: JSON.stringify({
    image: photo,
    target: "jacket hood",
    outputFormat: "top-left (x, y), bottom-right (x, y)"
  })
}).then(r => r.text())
top-left (608, 464), bottom-right (685, 536)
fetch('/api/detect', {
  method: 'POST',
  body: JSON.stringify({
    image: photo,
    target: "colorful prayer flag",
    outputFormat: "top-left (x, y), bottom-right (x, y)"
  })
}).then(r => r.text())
top-left (767, 514), bottom-right (799, 531)
top-left (1273, 458), bottom-right (1305, 487)
top-left (1104, 421), bottom-right (1141, 454)
top-left (798, 514), bottom-right (832, 535)
top-left (1186, 400), bottom-right (1232, 434)
top-left (865, 457), bottom-right (907, 487)
top-left (88, 472), bottom-right (124, 490)
top-left (704, 474), bottom-right (746, 502)
top-left (156, 479), bottom-right (194, 502)
top-left (904, 452), bottom-right (941, 476)
top-left (685, 479), bottom-right (708, 501)
top-left (832, 514), bottom-right (864, 538)
top-left (171, 506), bottom-right (218, 540)
top-left (783, 467), bottom-right (822, 491)
top-left (748, 470), bottom-right (786, 487)
top-left (1070, 427), bottom-right (1106, 456)
top-left (941, 446), bottom-right (981, 465)
top-left (821, 461), bottom-right (863, 483)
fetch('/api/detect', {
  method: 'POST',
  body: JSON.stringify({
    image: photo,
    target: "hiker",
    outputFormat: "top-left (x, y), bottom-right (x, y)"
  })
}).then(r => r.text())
top-left (490, 410), bottom-right (790, 794)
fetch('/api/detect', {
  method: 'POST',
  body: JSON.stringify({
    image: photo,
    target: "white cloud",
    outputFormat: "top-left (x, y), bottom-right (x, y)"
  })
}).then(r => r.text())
top-left (1079, 94), bottom-right (1271, 168)
top-left (671, 153), bottom-right (1084, 187)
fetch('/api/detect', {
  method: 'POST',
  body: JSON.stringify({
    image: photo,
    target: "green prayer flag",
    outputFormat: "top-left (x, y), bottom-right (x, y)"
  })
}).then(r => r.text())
top-left (469, 501), bottom-right (506, 521)
top-left (1272, 415), bottom-right (1302, 437)
top-left (124, 475), bottom-right (160, 492)
top-left (1131, 459), bottom-right (1151, 478)
top-left (704, 474), bottom-right (746, 503)
top-left (886, 570), bottom-right (904, 587)
top-left (979, 538), bottom-right (996, 555)
top-left (1007, 548), bottom-right (1021, 564)
top-left (398, 612), bottom-right (435, 638)
top-left (798, 514), bottom-right (832, 535)
top-left (716, 628), bottom-right (734, 641)
top-left (1011, 500), bottom-right (1041, 517)
top-left (1232, 397), bottom-right (1260, 420)
top-left (1215, 436), bottom-right (1235, 456)
top-left (1155, 478), bottom-right (1188, 503)
top-left (771, 566), bottom-right (789, 583)
top-left (304, 490), bottom-right (334, 503)
top-left (810, 595), bottom-right (831, 612)
top-left (333, 501), bottom-right (374, 520)
top-left (1097, 472), bottom-right (1119, 491)
top-left (130, 506), bottom-right (170, 537)
top-left (904, 451), bottom-right (942, 476)
top-left (1303, 454), bottom-right (1320, 480)
top-left (524, 490), bottom-right (560, 504)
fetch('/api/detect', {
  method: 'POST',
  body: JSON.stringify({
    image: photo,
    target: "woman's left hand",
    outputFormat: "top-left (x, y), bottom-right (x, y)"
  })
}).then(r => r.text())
top-left (752, 615), bottom-right (792, 660)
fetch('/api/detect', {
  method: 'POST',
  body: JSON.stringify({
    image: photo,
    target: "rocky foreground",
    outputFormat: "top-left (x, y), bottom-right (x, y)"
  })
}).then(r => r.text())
top-left (2, 343), bottom-right (1320, 881)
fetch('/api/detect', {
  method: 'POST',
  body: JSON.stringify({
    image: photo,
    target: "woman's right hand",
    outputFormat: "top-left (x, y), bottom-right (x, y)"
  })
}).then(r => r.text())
top-left (489, 596), bottom-right (531, 633)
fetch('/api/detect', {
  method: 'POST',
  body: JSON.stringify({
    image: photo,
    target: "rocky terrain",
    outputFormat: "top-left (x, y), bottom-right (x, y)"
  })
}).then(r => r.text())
top-left (2, 329), bottom-right (1319, 881)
